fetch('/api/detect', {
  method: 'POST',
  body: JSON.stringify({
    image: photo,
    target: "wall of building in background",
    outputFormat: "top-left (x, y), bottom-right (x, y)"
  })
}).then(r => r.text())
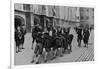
top-left (14, 3), bottom-right (24, 11)
top-left (68, 7), bottom-right (80, 22)
top-left (59, 6), bottom-right (64, 27)
top-left (14, 3), bottom-right (94, 32)
top-left (80, 7), bottom-right (94, 27)
top-left (58, 6), bottom-right (80, 28)
top-left (47, 5), bottom-right (53, 17)
top-left (64, 6), bottom-right (69, 21)
top-left (88, 8), bottom-right (94, 25)
top-left (71, 7), bottom-right (77, 21)
top-left (54, 6), bottom-right (60, 18)
top-left (80, 7), bottom-right (88, 23)
top-left (52, 6), bottom-right (59, 27)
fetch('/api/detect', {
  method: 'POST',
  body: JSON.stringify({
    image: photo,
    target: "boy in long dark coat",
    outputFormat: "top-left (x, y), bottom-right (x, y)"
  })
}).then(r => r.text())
top-left (75, 27), bottom-right (83, 47)
top-left (83, 28), bottom-right (90, 48)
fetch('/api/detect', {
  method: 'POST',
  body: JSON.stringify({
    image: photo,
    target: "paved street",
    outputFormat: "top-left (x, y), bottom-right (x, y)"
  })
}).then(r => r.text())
top-left (14, 29), bottom-right (94, 65)
top-left (48, 45), bottom-right (94, 63)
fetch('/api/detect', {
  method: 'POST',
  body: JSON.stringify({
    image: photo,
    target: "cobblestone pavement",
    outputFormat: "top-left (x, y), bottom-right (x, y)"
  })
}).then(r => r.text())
top-left (47, 45), bottom-right (94, 63)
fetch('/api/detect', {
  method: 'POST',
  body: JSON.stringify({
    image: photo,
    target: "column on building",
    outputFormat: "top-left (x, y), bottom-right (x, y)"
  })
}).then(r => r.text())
top-left (80, 7), bottom-right (87, 28)
top-left (30, 5), bottom-right (34, 32)
top-left (68, 7), bottom-right (74, 23)
top-left (68, 7), bottom-right (71, 23)
top-left (38, 5), bottom-right (47, 31)
top-left (75, 7), bottom-right (80, 27)
top-left (72, 7), bottom-right (79, 27)
top-left (59, 6), bottom-right (65, 27)
top-left (46, 5), bottom-right (54, 30)
top-left (64, 6), bottom-right (69, 28)
top-left (23, 4), bottom-right (31, 32)
top-left (76, 7), bottom-right (80, 22)
top-left (53, 6), bottom-right (59, 28)
top-left (88, 8), bottom-right (94, 26)
top-left (34, 4), bottom-right (39, 25)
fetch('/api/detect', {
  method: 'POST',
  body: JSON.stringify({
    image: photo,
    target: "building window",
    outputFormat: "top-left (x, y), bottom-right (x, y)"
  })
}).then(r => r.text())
top-left (86, 16), bottom-right (89, 20)
top-left (80, 8), bottom-right (84, 12)
top-left (92, 8), bottom-right (94, 11)
top-left (87, 9), bottom-right (89, 12)
top-left (80, 16), bottom-right (84, 20)
top-left (23, 4), bottom-right (30, 11)
top-left (77, 16), bottom-right (80, 20)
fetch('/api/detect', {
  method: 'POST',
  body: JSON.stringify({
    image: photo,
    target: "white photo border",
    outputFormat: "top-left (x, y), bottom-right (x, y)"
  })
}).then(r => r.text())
top-left (10, 0), bottom-right (96, 69)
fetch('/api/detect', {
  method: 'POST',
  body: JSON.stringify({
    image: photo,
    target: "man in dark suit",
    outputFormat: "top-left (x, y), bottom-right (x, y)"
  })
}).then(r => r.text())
top-left (83, 28), bottom-right (90, 48)
top-left (75, 27), bottom-right (83, 47)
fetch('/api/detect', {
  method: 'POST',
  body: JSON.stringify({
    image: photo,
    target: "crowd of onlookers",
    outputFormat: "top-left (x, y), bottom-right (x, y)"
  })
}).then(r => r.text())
top-left (14, 23), bottom-right (93, 64)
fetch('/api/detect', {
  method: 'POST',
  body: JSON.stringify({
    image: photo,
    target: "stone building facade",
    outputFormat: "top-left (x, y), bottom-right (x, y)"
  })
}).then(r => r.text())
top-left (14, 3), bottom-right (94, 32)
top-left (80, 7), bottom-right (94, 27)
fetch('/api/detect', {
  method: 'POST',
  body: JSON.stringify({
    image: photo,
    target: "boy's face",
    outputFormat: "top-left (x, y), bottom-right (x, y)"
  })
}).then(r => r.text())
top-left (17, 26), bottom-right (20, 31)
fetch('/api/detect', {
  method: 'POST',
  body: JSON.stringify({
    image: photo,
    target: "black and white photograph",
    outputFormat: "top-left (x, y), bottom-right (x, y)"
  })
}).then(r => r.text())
top-left (14, 3), bottom-right (94, 65)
